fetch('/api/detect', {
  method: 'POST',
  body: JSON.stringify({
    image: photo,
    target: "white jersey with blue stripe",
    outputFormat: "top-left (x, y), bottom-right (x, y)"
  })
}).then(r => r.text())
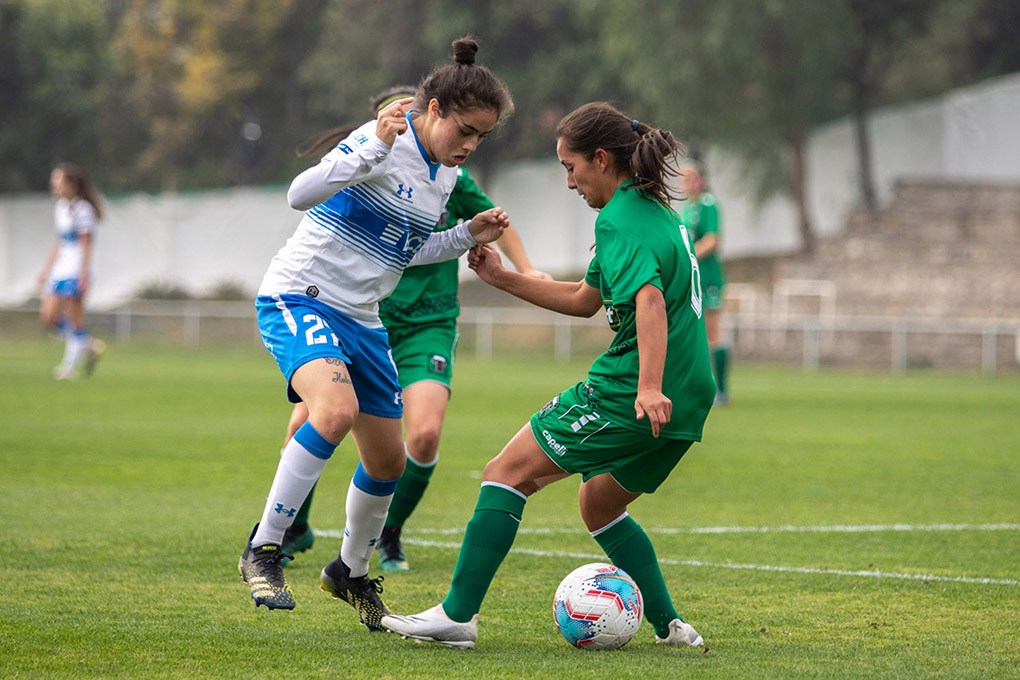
top-left (259, 115), bottom-right (470, 328)
top-left (50, 197), bottom-right (97, 282)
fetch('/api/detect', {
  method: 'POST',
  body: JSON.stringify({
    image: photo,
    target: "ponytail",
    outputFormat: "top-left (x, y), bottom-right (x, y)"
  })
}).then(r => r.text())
top-left (556, 103), bottom-right (685, 209)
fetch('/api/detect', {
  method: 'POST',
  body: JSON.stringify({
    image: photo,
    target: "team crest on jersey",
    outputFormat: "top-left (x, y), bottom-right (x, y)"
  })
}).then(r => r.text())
top-left (306, 285), bottom-right (319, 298)
top-left (539, 396), bottom-right (560, 418)
top-left (429, 354), bottom-right (448, 374)
top-left (604, 303), bottom-right (620, 330)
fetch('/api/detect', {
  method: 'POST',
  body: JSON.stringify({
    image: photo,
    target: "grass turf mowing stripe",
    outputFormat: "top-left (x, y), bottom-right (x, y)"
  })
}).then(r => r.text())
top-left (311, 528), bottom-right (1020, 587)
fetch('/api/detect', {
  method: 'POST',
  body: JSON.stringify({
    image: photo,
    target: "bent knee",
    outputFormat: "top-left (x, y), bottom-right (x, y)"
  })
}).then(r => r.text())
top-left (308, 407), bottom-right (357, 443)
top-left (406, 427), bottom-right (442, 462)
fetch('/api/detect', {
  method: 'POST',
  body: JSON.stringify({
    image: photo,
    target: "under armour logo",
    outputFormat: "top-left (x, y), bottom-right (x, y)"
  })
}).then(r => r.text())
top-left (396, 183), bottom-right (413, 200)
top-left (274, 503), bottom-right (297, 517)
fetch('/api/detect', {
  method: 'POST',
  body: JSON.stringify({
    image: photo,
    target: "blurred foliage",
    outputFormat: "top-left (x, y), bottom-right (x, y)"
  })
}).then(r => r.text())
top-left (0, 0), bottom-right (1016, 204)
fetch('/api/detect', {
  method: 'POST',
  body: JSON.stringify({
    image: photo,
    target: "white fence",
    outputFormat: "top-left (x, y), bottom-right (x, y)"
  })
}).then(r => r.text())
top-left (4, 301), bottom-right (1017, 375)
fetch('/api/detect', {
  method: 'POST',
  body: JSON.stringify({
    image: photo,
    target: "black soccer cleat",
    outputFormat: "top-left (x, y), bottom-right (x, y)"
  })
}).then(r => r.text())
top-left (320, 558), bottom-right (391, 631)
top-left (238, 525), bottom-right (295, 610)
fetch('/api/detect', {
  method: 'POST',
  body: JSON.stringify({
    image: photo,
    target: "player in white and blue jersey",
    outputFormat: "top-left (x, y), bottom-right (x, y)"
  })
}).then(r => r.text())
top-left (237, 38), bottom-right (515, 630)
top-left (36, 163), bottom-right (106, 380)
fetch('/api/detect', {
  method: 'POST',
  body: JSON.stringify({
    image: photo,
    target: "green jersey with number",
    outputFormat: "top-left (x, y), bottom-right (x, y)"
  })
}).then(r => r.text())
top-left (379, 167), bottom-right (494, 326)
top-left (681, 192), bottom-right (725, 289)
top-left (584, 181), bottom-right (715, 440)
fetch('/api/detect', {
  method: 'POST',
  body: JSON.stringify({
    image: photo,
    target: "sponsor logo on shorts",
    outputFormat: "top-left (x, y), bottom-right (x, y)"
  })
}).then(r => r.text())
top-left (541, 429), bottom-right (567, 456)
top-left (306, 285), bottom-right (319, 298)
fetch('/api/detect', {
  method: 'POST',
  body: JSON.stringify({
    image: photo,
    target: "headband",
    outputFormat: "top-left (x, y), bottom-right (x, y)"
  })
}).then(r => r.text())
top-left (375, 92), bottom-right (416, 113)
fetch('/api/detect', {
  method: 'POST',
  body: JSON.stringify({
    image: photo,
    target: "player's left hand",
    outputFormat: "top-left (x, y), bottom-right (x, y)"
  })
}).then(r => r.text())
top-left (635, 389), bottom-right (672, 437)
top-left (466, 207), bottom-right (509, 244)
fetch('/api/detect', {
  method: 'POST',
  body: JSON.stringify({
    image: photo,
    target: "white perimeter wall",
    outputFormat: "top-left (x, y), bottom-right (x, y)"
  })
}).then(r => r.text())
top-left (2, 72), bottom-right (1019, 309)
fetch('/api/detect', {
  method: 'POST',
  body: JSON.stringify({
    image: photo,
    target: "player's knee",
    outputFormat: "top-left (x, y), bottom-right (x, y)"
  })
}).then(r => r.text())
top-left (406, 426), bottom-right (441, 463)
top-left (308, 406), bottom-right (356, 444)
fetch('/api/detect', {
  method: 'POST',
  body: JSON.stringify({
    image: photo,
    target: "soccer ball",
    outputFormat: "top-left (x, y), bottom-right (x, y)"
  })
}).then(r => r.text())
top-left (553, 563), bottom-right (643, 650)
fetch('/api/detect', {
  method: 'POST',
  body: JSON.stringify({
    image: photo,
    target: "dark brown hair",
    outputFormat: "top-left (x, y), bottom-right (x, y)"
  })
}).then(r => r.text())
top-left (556, 102), bottom-right (685, 209)
top-left (54, 162), bottom-right (104, 220)
top-left (414, 36), bottom-right (513, 122)
top-left (295, 36), bottom-right (514, 159)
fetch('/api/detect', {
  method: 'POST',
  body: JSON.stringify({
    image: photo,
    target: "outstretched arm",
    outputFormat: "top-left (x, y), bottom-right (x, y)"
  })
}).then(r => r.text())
top-left (409, 207), bottom-right (510, 266)
top-left (468, 244), bottom-right (601, 317)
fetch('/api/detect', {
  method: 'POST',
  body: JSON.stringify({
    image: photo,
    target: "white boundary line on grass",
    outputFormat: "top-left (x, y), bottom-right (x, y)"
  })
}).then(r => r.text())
top-left (313, 525), bottom-right (1019, 587)
top-left (410, 522), bottom-right (1020, 535)
top-left (402, 539), bottom-right (1020, 587)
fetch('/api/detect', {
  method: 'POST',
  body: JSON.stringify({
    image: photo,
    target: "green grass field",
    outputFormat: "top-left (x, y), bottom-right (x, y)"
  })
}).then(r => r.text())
top-left (1, 339), bottom-right (1018, 679)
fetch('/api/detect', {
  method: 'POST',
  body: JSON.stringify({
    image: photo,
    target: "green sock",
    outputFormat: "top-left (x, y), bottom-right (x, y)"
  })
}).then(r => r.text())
top-left (384, 455), bottom-right (436, 528)
top-left (294, 481), bottom-right (316, 526)
top-left (442, 483), bottom-right (526, 623)
top-left (712, 345), bottom-right (729, 395)
top-left (593, 515), bottom-right (681, 638)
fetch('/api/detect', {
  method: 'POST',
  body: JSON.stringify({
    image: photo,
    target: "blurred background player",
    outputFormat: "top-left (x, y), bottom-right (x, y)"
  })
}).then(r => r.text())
top-left (278, 86), bottom-right (550, 572)
top-left (36, 163), bottom-right (106, 380)
top-left (382, 103), bottom-right (713, 649)
top-left (680, 160), bottom-right (730, 405)
top-left (237, 38), bottom-right (514, 633)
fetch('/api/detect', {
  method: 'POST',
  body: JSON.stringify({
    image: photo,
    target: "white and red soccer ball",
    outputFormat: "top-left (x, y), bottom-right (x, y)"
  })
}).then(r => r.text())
top-left (553, 563), bottom-right (643, 650)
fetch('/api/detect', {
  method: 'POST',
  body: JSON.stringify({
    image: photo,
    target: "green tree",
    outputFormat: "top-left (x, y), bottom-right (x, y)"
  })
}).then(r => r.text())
top-left (0, 0), bottom-right (112, 192)
top-left (298, 0), bottom-right (615, 179)
top-left (106, 0), bottom-right (315, 190)
top-left (838, 0), bottom-right (939, 213)
top-left (600, 0), bottom-right (846, 253)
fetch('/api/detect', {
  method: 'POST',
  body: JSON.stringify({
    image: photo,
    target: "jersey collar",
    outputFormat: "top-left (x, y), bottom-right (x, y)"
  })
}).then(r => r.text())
top-left (407, 111), bottom-right (442, 181)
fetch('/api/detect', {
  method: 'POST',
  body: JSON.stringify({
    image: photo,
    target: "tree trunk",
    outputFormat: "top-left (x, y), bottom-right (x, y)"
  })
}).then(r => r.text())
top-left (852, 80), bottom-right (878, 216)
top-left (788, 126), bottom-right (816, 254)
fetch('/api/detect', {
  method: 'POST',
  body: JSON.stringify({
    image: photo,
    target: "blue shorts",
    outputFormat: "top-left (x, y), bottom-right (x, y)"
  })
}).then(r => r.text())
top-left (49, 278), bottom-right (83, 298)
top-left (256, 294), bottom-right (402, 418)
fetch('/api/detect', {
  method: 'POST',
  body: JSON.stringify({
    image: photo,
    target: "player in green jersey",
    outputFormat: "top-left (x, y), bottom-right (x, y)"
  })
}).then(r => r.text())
top-left (382, 102), bottom-right (715, 649)
top-left (681, 160), bottom-right (730, 405)
top-left (279, 87), bottom-right (548, 571)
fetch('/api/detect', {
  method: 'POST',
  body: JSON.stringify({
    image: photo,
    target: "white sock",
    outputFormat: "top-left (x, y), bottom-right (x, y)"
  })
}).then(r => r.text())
top-left (253, 422), bottom-right (335, 547)
top-left (339, 463), bottom-right (399, 578)
top-left (67, 330), bottom-right (91, 369)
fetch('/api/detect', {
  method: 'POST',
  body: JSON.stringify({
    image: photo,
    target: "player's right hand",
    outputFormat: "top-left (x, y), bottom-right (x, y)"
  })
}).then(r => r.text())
top-left (375, 97), bottom-right (413, 146)
top-left (467, 244), bottom-right (506, 286)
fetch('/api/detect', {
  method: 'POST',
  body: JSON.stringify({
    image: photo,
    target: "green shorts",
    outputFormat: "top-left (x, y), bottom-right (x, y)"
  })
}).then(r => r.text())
top-left (529, 381), bottom-right (693, 494)
top-left (386, 319), bottom-right (458, 390)
top-left (703, 283), bottom-right (725, 311)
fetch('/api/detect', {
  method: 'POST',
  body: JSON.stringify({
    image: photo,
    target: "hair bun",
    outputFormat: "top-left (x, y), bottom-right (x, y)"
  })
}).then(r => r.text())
top-left (452, 37), bottom-right (478, 65)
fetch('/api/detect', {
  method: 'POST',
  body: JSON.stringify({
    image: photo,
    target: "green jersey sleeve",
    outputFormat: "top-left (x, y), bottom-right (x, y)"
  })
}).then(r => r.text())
top-left (594, 221), bottom-right (663, 303)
